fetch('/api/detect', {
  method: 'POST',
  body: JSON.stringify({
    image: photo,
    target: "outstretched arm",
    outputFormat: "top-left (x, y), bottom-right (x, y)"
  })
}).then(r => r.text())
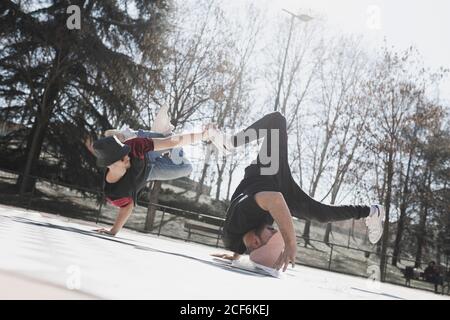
top-left (152, 127), bottom-right (211, 151)
top-left (95, 201), bottom-right (134, 235)
top-left (254, 191), bottom-right (297, 271)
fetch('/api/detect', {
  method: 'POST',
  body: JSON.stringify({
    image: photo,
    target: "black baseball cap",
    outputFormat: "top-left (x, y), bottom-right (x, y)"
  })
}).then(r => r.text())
top-left (92, 136), bottom-right (131, 167)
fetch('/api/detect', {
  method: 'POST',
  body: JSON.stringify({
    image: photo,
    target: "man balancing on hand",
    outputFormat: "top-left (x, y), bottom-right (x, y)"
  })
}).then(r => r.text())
top-left (209, 112), bottom-right (385, 272)
top-left (86, 114), bottom-right (215, 236)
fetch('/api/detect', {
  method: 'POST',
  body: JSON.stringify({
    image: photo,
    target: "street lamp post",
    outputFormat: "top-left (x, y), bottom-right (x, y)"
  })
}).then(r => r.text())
top-left (274, 9), bottom-right (313, 112)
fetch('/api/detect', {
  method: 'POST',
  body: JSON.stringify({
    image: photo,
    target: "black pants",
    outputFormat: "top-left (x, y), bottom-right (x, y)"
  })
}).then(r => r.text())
top-left (232, 112), bottom-right (370, 223)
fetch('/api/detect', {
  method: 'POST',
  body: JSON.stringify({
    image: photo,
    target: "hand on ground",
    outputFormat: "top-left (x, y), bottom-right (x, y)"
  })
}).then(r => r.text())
top-left (93, 228), bottom-right (116, 236)
top-left (210, 252), bottom-right (239, 261)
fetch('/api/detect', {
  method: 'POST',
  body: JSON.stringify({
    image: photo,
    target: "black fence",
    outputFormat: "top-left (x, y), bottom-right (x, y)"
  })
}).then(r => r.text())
top-left (1, 168), bottom-right (448, 296)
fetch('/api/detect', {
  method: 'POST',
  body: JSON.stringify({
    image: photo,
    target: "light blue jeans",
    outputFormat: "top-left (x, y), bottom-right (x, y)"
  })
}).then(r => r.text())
top-left (136, 129), bottom-right (193, 181)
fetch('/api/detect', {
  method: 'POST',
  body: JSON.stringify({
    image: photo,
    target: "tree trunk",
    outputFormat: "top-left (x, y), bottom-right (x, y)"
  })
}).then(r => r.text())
top-left (303, 187), bottom-right (318, 247)
top-left (18, 87), bottom-right (59, 194)
top-left (303, 158), bottom-right (326, 247)
top-left (194, 145), bottom-right (212, 202)
top-left (436, 242), bottom-right (441, 266)
top-left (414, 203), bottom-right (428, 268)
top-left (324, 223), bottom-right (332, 245)
top-left (414, 171), bottom-right (432, 268)
top-left (145, 181), bottom-right (162, 232)
top-left (380, 149), bottom-right (394, 282)
top-left (226, 161), bottom-right (237, 201)
top-left (215, 157), bottom-right (227, 200)
top-left (18, 50), bottom-right (63, 194)
top-left (17, 118), bottom-right (50, 194)
top-left (392, 152), bottom-right (413, 266)
top-left (324, 189), bottom-right (340, 246)
top-left (226, 173), bottom-right (233, 200)
top-left (303, 221), bottom-right (311, 247)
top-left (195, 162), bottom-right (209, 202)
top-left (392, 206), bottom-right (406, 267)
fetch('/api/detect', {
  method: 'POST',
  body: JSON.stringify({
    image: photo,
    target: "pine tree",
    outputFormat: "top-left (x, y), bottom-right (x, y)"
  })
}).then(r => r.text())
top-left (0, 0), bottom-right (170, 192)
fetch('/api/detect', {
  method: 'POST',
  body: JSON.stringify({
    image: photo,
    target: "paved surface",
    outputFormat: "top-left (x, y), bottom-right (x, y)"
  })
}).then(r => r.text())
top-left (0, 204), bottom-right (448, 300)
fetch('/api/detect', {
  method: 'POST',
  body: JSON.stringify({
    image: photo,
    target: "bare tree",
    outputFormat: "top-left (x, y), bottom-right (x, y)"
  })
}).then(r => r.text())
top-left (298, 36), bottom-right (369, 245)
top-left (391, 92), bottom-right (444, 266)
top-left (322, 92), bottom-right (370, 244)
top-left (262, 13), bottom-right (322, 126)
top-left (364, 47), bottom-right (423, 280)
top-left (197, 3), bottom-right (263, 201)
top-left (412, 105), bottom-right (448, 267)
top-left (142, 0), bottom-right (232, 228)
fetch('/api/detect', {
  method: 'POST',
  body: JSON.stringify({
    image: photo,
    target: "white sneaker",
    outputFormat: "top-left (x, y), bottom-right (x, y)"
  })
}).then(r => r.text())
top-left (151, 105), bottom-right (174, 135)
top-left (170, 147), bottom-right (189, 165)
top-left (365, 205), bottom-right (385, 244)
top-left (208, 126), bottom-right (234, 155)
top-left (104, 127), bottom-right (137, 141)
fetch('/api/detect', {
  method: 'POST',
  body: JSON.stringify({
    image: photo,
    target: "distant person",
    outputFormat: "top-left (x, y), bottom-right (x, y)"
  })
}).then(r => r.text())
top-left (85, 106), bottom-right (214, 236)
top-left (424, 261), bottom-right (443, 293)
top-left (404, 266), bottom-right (415, 287)
top-left (210, 112), bottom-right (385, 272)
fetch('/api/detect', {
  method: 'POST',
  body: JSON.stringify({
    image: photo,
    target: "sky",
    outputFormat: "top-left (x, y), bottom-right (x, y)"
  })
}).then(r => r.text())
top-left (256, 0), bottom-right (450, 103)
top-left (219, 0), bottom-right (450, 104)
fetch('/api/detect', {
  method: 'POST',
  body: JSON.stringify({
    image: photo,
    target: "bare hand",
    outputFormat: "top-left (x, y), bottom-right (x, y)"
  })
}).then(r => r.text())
top-left (210, 252), bottom-right (239, 261)
top-left (273, 242), bottom-right (296, 272)
top-left (84, 136), bottom-right (95, 155)
top-left (202, 123), bottom-right (218, 141)
top-left (94, 228), bottom-right (116, 236)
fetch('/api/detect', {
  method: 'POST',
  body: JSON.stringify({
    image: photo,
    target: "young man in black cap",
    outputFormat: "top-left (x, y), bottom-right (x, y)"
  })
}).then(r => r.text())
top-left (210, 112), bottom-right (385, 271)
top-left (89, 127), bottom-right (212, 236)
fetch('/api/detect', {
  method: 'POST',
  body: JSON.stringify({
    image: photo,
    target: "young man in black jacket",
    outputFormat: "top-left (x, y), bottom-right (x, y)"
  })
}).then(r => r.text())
top-left (210, 112), bottom-right (385, 271)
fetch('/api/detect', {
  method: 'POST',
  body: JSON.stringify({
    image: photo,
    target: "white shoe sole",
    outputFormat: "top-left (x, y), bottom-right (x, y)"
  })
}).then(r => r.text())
top-left (367, 206), bottom-right (385, 244)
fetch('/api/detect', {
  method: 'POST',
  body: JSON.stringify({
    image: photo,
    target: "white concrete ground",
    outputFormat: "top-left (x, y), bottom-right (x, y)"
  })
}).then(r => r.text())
top-left (0, 204), bottom-right (448, 300)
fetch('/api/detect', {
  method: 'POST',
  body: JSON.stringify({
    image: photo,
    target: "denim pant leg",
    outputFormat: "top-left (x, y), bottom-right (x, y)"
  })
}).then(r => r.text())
top-left (136, 129), bottom-right (165, 139)
top-left (147, 156), bottom-right (193, 181)
top-left (136, 129), bottom-right (192, 181)
top-left (137, 129), bottom-right (192, 180)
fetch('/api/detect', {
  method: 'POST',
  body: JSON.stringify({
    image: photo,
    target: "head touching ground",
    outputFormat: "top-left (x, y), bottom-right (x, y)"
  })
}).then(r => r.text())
top-left (249, 231), bottom-right (285, 269)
